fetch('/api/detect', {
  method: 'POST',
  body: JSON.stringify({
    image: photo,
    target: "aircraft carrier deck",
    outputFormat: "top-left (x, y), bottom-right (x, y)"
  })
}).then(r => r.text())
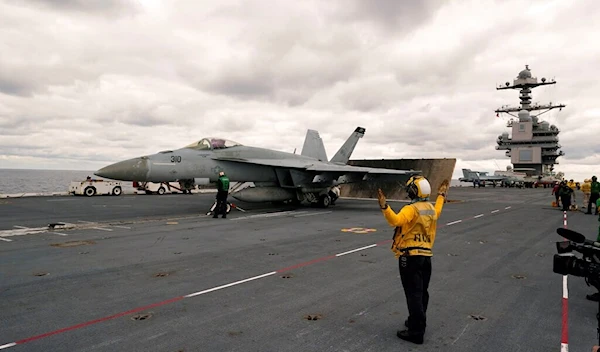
top-left (1, 187), bottom-right (598, 351)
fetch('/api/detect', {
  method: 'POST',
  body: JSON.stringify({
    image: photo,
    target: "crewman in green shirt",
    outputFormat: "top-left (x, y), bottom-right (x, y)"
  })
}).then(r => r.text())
top-left (213, 171), bottom-right (230, 218)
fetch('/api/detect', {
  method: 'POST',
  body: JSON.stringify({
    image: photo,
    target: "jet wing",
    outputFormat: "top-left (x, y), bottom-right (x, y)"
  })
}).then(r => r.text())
top-left (213, 157), bottom-right (313, 169)
top-left (479, 176), bottom-right (506, 181)
top-left (305, 164), bottom-right (416, 175)
top-left (307, 163), bottom-right (420, 183)
top-left (214, 156), bottom-right (418, 176)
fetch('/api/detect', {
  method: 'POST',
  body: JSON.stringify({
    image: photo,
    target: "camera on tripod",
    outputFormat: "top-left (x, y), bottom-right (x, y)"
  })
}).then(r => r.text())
top-left (553, 228), bottom-right (600, 350)
top-left (553, 228), bottom-right (600, 290)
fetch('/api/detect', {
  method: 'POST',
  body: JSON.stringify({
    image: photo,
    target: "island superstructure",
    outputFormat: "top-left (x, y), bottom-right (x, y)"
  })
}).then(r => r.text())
top-left (495, 65), bottom-right (565, 180)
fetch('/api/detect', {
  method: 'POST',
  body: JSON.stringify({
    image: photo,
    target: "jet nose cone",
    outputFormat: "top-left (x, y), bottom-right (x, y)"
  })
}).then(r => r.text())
top-left (95, 157), bottom-right (150, 181)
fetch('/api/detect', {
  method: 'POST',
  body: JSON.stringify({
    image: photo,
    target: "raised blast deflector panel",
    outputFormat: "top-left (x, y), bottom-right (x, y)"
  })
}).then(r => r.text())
top-left (339, 158), bottom-right (456, 199)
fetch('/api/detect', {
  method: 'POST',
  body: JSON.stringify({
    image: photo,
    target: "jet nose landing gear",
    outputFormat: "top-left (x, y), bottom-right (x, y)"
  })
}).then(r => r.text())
top-left (319, 194), bottom-right (331, 208)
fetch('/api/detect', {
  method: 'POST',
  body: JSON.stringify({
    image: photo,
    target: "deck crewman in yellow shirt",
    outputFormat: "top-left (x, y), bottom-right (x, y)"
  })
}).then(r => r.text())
top-left (377, 176), bottom-right (449, 345)
top-left (581, 179), bottom-right (591, 208)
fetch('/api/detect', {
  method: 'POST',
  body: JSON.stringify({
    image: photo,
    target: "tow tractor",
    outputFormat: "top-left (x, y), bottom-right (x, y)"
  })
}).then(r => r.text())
top-left (69, 178), bottom-right (123, 197)
top-left (133, 181), bottom-right (195, 195)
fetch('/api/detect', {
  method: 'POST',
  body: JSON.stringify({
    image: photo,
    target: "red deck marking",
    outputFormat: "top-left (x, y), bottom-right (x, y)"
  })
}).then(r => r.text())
top-left (2, 205), bottom-right (511, 349)
top-left (560, 210), bottom-right (568, 351)
top-left (14, 296), bottom-right (184, 345)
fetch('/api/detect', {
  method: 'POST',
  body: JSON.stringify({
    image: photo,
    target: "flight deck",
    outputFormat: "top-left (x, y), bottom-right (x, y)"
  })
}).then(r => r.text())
top-left (1, 187), bottom-right (598, 351)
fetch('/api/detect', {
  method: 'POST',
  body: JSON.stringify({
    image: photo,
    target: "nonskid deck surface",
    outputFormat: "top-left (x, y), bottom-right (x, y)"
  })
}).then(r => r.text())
top-left (0, 187), bottom-right (598, 351)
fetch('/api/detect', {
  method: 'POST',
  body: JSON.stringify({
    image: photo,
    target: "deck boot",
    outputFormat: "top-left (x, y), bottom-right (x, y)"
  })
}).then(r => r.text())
top-left (587, 292), bottom-right (600, 302)
top-left (396, 330), bottom-right (423, 344)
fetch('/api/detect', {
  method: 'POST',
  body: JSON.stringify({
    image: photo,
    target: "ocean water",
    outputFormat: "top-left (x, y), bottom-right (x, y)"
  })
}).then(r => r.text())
top-left (0, 169), bottom-right (96, 194)
top-left (0, 168), bottom-right (468, 195)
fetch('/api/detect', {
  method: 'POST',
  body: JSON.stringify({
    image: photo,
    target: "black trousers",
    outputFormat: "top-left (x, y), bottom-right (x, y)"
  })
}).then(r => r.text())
top-left (588, 192), bottom-right (599, 214)
top-left (561, 195), bottom-right (571, 211)
top-left (399, 255), bottom-right (432, 335)
top-left (214, 191), bottom-right (228, 217)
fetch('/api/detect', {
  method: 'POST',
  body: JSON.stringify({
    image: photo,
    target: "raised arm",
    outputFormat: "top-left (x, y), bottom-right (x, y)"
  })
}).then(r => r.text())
top-left (377, 188), bottom-right (415, 227)
top-left (434, 179), bottom-right (450, 217)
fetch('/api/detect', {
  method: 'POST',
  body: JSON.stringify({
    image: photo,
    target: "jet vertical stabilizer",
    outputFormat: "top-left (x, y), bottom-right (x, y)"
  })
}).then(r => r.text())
top-left (301, 129), bottom-right (328, 162)
top-left (461, 168), bottom-right (480, 181)
top-left (330, 127), bottom-right (366, 164)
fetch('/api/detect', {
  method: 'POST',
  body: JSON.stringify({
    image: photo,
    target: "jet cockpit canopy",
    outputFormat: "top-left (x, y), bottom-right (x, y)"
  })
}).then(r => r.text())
top-left (185, 137), bottom-right (243, 150)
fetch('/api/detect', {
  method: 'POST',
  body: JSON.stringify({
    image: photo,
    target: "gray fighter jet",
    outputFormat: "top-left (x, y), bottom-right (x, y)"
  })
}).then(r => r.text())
top-left (458, 168), bottom-right (507, 185)
top-left (458, 168), bottom-right (526, 187)
top-left (94, 127), bottom-right (419, 207)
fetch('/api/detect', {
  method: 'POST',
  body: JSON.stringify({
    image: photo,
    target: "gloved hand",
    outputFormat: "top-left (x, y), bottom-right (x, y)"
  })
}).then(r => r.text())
top-left (438, 179), bottom-right (450, 197)
top-left (377, 188), bottom-right (387, 209)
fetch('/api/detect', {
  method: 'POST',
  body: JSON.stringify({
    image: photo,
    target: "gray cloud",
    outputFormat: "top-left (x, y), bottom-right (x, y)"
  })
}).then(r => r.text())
top-left (21, 0), bottom-right (140, 15)
top-left (0, 65), bottom-right (100, 97)
top-left (203, 67), bottom-right (275, 100)
top-left (337, 0), bottom-right (441, 31)
top-left (97, 106), bottom-right (175, 127)
top-left (0, 0), bottom-right (599, 182)
top-left (190, 28), bottom-right (363, 105)
top-left (0, 72), bottom-right (38, 96)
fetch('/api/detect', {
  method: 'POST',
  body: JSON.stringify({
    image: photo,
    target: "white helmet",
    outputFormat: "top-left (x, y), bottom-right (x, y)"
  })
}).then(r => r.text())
top-left (406, 176), bottom-right (431, 200)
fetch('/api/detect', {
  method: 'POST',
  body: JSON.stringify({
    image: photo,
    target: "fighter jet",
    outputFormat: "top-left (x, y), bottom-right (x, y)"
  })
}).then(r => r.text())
top-left (458, 168), bottom-right (508, 187)
top-left (94, 127), bottom-right (419, 207)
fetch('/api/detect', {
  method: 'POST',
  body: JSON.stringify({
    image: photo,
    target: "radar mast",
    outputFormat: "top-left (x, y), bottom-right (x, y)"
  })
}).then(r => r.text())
top-left (495, 65), bottom-right (565, 176)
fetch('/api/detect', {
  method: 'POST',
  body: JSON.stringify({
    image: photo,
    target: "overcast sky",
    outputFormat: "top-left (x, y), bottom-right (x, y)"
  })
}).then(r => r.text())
top-left (1, 0), bottom-right (598, 181)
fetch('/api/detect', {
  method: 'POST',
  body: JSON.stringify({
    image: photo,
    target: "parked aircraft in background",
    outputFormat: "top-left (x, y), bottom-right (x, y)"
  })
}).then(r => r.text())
top-left (95, 127), bottom-right (420, 207)
top-left (459, 168), bottom-right (507, 187)
top-left (494, 166), bottom-right (564, 188)
top-left (459, 167), bottom-right (563, 188)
